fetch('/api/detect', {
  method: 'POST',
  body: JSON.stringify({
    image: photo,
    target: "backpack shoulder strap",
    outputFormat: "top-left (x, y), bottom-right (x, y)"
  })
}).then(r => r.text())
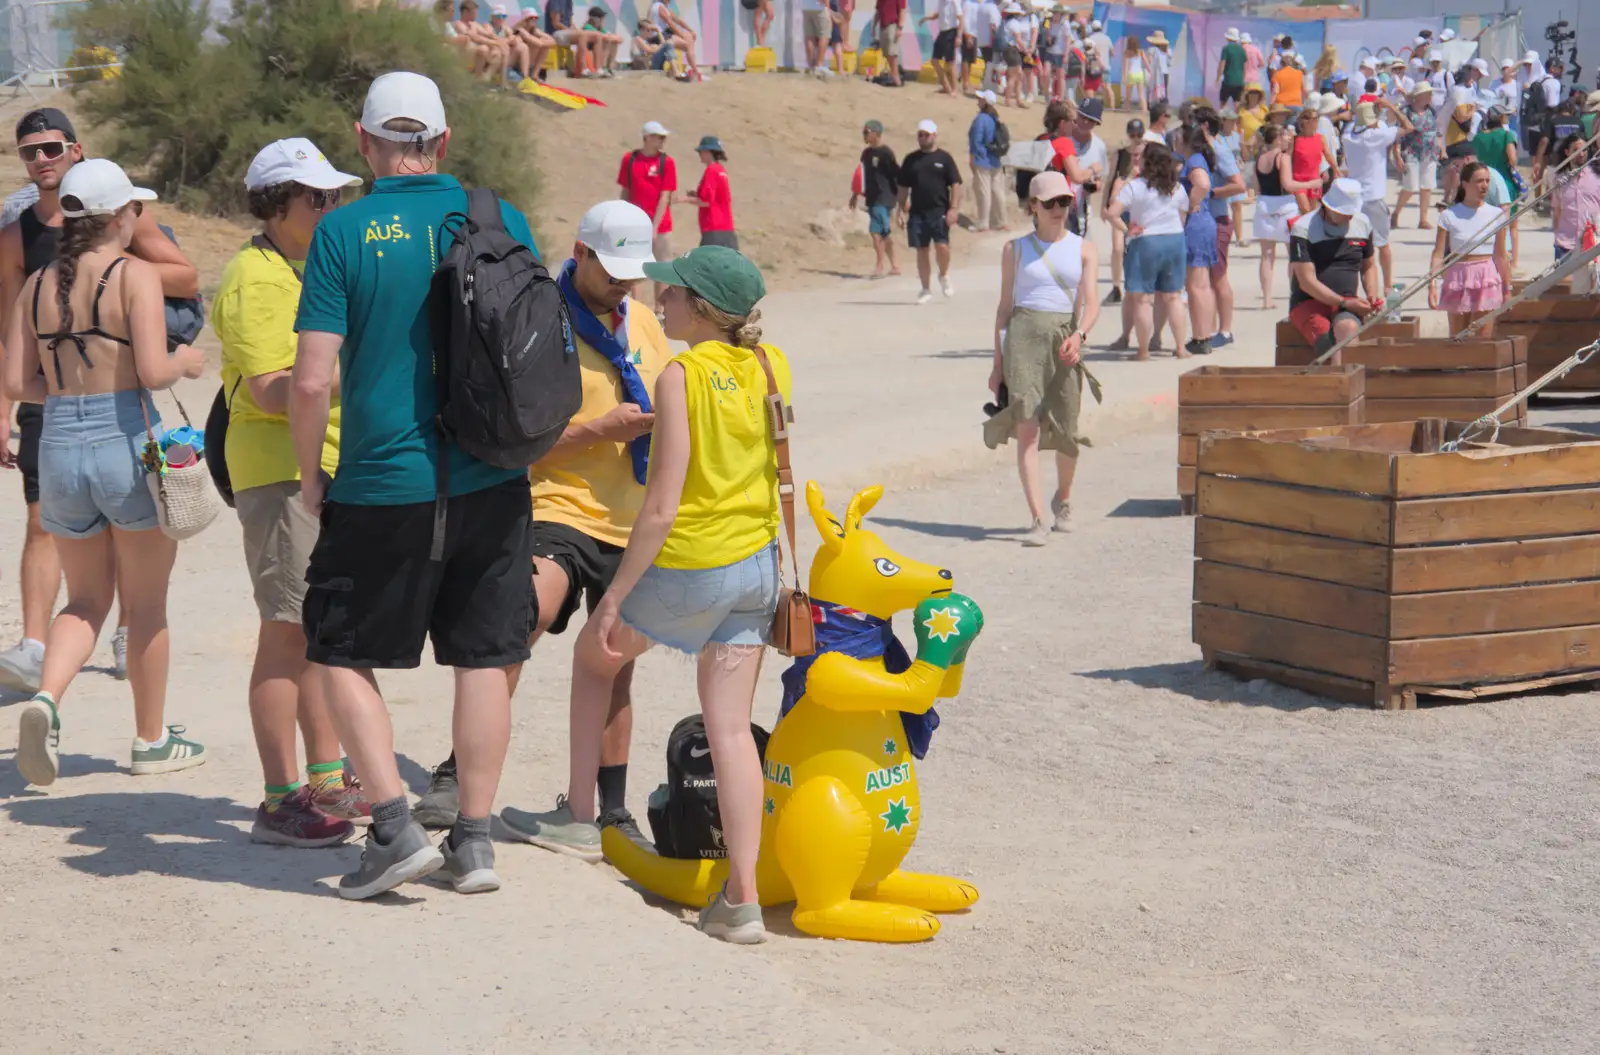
top-left (466, 187), bottom-right (505, 233)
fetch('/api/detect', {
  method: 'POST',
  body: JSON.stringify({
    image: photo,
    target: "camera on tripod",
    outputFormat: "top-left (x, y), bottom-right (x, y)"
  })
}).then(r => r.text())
top-left (1545, 19), bottom-right (1576, 46)
top-left (1545, 20), bottom-right (1581, 87)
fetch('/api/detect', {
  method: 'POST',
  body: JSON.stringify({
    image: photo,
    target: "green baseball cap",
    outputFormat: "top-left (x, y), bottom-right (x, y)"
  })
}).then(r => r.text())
top-left (642, 246), bottom-right (766, 316)
top-left (863, 119), bottom-right (884, 134)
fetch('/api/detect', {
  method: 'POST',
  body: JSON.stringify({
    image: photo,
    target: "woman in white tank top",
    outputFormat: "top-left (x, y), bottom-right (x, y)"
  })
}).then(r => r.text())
top-left (985, 170), bottom-right (1102, 548)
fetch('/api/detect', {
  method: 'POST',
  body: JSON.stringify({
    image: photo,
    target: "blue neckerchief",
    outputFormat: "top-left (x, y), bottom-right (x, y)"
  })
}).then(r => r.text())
top-left (557, 258), bottom-right (652, 483)
top-left (778, 598), bottom-right (940, 759)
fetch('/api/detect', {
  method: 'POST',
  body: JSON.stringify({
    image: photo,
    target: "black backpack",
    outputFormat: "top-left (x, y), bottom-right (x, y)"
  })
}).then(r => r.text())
top-left (647, 715), bottom-right (771, 860)
top-left (990, 118), bottom-right (1011, 156)
top-left (430, 188), bottom-right (578, 552)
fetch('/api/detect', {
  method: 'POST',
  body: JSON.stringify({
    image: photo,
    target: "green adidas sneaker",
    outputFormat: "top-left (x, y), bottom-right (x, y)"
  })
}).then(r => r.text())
top-left (131, 726), bottom-right (207, 776)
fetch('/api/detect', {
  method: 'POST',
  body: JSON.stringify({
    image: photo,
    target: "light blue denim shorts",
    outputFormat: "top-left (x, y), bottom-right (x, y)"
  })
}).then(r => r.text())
top-left (38, 390), bottom-right (160, 540)
top-left (620, 543), bottom-right (779, 654)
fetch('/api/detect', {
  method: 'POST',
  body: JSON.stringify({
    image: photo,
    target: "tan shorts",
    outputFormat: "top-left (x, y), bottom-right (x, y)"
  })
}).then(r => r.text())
top-left (651, 232), bottom-right (672, 263)
top-left (878, 22), bottom-right (901, 58)
top-left (235, 480), bottom-right (320, 624)
top-left (803, 9), bottom-right (830, 40)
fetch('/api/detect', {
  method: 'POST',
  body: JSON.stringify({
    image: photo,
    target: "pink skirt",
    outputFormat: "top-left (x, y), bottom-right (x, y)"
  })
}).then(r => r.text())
top-left (1439, 258), bottom-right (1505, 314)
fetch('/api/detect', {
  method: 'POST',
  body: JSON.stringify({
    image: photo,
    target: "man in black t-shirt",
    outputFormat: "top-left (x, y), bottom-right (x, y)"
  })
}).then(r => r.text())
top-left (895, 118), bottom-right (963, 304)
top-left (1534, 91), bottom-right (1583, 187)
top-left (1286, 177), bottom-right (1380, 359)
top-left (849, 119), bottom-right (902, 279)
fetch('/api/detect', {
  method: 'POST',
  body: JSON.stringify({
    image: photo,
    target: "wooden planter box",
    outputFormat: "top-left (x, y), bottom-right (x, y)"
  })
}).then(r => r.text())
top-left (1274, 316), bottom-right (1421, 366)
top-left (1340, 335), bottom-right (1528, 427)
top-left (1193, 420), bottom-right (1600, 709)
top-left (1176, 365), bottom-right (1365, 514)
top-left (1496, 296), bottom-right (1600, 393)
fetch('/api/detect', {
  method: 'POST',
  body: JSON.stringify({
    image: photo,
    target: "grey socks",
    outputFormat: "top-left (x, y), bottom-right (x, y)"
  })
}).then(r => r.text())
top-left (449, 814), bottom-right (490, 850)
top-left (371, 795), bottom-right (410, 844)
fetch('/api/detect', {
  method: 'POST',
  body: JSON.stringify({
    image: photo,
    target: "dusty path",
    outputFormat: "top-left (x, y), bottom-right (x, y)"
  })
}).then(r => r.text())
top-left (3, 199), bottom-right (1598, 1054)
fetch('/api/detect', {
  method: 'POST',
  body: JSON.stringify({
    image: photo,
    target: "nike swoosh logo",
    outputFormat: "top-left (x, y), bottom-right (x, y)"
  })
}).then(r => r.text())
top-left (689, 745), bottom-right (711, 758)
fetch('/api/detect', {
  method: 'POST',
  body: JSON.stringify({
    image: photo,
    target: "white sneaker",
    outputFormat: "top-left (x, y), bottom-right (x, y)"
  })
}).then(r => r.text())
top-left (940, 277), bottom-right (955, 298)
top-left (111, 626), bottom-right (127, 681)
top-left (916, 288), bottom-right (933, 305)
top-left (1023, 519), bottom-right (1050, 547)
top-left (0, 640), bottom-right (44, 693)
top-left (1050, 495), bottom-right (1071, 533)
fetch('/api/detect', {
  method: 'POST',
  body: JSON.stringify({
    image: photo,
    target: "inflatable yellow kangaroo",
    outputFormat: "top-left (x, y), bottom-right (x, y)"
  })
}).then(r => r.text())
top-left (602, 482), bottom-right (983, 942)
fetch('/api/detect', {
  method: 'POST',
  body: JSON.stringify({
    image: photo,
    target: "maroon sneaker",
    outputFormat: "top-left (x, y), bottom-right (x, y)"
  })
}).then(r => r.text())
top-left (310, 777), bottom-right (372, 825)
top-left (251, 786), bottom-right (354, 848)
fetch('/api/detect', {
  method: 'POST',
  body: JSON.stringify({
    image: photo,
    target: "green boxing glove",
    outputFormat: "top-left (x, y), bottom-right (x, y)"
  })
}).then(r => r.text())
top-left (912, 593), bottom-right (983, 670)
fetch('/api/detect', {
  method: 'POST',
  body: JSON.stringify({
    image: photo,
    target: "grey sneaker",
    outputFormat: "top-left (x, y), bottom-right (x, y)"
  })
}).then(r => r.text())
top-left (598, 806), bottom-right (654, 855)
top-left (432, 836), bottom-right (501, 894)
top-left (1022, 519), bottom-right (1050, 547)
top-left (338, 821), bottom-right (444, 901)
top-left (17, 696), bottom-right (59, 787)
top-left (411, 759), bottom-right (459, 829)
top-left (499, 795), bottom-right (603, 863)
top-left (130, 726), bottom-right (206, 775)
top-left (0, 641), bottom-right (43, 693)
top-left (1107, 334), bottom-right (1131, 352)
top-left (110, 626), bottom-right (128, 681)
top-left (1050, 495), bottom-right (1071, 533)
top-left (699, 885), bottom-right (767, 944)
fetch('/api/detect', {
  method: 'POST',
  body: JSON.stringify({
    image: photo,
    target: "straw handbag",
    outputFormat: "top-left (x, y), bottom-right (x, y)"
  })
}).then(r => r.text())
top-left (140, 390), bottom-right (221, 541)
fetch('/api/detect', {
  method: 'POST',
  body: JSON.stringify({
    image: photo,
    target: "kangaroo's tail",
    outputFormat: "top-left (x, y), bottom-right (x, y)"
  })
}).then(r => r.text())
top-left (601, 828), bottom-right (728, 907)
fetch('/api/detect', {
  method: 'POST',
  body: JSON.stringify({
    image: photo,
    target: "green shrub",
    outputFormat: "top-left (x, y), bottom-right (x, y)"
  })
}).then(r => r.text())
top-left (71, 0), bottom-right (539, 217)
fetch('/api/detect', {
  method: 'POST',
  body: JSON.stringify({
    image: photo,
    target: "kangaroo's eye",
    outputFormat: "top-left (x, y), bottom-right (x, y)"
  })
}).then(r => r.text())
top-left (874, 558), bottom-right (900, 577)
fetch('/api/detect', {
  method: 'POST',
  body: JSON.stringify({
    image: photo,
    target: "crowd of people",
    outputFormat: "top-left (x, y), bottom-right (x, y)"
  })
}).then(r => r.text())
top-left (0, 73), bottom-right (794, 946)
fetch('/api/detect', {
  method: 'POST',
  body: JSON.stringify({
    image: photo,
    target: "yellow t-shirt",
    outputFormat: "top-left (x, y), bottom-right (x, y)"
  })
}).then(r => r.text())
top-left (655, 340), bottom-right (794, 571)
top-left (530, 299), bottom-right (671, 547)
top-left (214, 243), bottom-right (340, 491)
top-left (1444, 103), bottom-right (1475, 148)
top-left (1239, 105), bottom-right (1266, 147)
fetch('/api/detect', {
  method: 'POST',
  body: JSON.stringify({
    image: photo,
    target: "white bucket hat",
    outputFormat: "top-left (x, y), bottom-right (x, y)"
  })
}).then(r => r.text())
top-left (59, 158), bottom-right (157, 218)
top-left (1323, 177), bottom-right (1362, 215)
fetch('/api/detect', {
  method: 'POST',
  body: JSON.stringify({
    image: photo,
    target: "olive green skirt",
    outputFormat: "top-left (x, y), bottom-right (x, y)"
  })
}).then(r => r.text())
top-left (983, 307), bottom-right (1101, 456)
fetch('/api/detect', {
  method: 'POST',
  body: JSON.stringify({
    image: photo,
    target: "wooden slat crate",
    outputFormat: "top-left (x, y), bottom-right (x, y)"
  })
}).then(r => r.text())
top-left (1273, 316), bottom-right (1421, 366)
top-left (1496, 295), bottom-right (1600, 393)
top-left (1192, 420), bottom-right (1600, 709)
top-left (1176, 365), bottom-right (1364, 515)
top-left (1341, 335), bottom-right (1528, 427)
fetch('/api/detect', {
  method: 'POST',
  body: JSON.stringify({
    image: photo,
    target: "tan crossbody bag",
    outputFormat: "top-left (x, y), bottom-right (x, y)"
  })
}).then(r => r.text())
top-left (752, 346), bottom-right (816, 658)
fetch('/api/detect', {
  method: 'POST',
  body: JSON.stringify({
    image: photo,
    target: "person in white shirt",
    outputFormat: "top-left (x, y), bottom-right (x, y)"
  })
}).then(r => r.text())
top-left (922, 0), bottom-right (965, 96)
top-left (1342, 99), bottom-right (1413, 289)
top-left (1069, 99), bottom-right (1108, 232)
top-left (959, 0), bottom-right (979, 94)
top-left (975, 0), bottom-right (1002, 91)
top-left (1430, 160), bottom-right (1511, 335)
top-left (1426, 55), bottom-right (1452, 113)
top-left (1385, 58), bottom-right (1412, 105)
top-left (1087, 20), bottom-right (1112, 81)
top-left (1147, 29), bottom-right (1171, 103)
top-left (1107, 142), bottom-right (1191, 360)
top-left (1495, 60), bottom-right (1522, 137)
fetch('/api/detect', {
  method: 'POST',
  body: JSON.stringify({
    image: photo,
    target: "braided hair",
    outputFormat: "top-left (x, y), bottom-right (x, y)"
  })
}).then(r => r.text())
top-left (53, 200), bottom-right (113, 333)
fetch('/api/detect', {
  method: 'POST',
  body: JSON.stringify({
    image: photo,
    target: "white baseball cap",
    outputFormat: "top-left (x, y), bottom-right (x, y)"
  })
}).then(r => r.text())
top-left (641, 120), bottom-right (670, 137)
top-left (491, 3), bottom-right (508, 13)
top-left (1501, 58), bottom-right (1515, 69)
top-left (976, 89), bottom-right (998, 105)
top-left (1439, 28), bottom-right (1456, 42)
top-left (1089, 19), bottom-right (1101, 30)
top-left (1470, 58), bottom-right (1489, 75)
top-left (1358, 56), bottom-right (1375, 70)
top-left (360, 72), bottom-right (447, 142)
top-left (1522, 50), bottom-right (1539, 64)
top-left (245, 137), bottom-right (362, 192)
top-left (59, 158), bottom-right (157, 218)
top-left (576, 200), bottom-right (655, 281)
top-left (917, 119), bottom-right (938, 134)
top-left (1241, 32), bottom-right (1252, 44)
top-left (1323, 177), bottom-right (1362, 215)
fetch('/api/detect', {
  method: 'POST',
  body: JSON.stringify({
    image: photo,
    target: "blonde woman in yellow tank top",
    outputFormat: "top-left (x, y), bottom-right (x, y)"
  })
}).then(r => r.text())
top-left (506, 246), bottom-right (792, 944)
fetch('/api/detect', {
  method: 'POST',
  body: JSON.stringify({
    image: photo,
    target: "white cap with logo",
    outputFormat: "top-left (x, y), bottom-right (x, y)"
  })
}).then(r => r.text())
top-left (246, 137), bottom-right (363, 192)
top-left (59, 158), bottom-right (157, 218)
top-left (360, 72), bottom-right (448, 143)
top-left (641, 120), bottom-right (671, 137)
top-left (917, 119), bottom-right (938, 134)
top-left (576, 200), bottom-right (656, 281)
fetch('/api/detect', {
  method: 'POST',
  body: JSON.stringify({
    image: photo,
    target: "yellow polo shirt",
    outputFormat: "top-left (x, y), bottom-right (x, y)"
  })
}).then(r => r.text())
top-left (530, 299), bottom-right (671, 547)
top-left (214, 243), bottom-right (340, 492)
top-left (654, 340), bottom-right (794, 571)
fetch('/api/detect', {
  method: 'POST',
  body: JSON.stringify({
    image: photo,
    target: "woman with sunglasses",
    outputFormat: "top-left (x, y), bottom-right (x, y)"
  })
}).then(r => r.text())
top-left (986, 170), bottom-right (1100, 547)
top-left (215, 140), bottom-right (367, 845)
top-left (4, 159), bottom-right (207, 787)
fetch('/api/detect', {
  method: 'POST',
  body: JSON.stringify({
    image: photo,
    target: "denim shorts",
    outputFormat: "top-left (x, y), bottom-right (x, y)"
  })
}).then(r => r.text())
top-left (620, 543), bottom-right (779, 654)
top-left (37, 390), bottom-right (160, 540)
top-left (869, 203), bottom-right (893, 237)
top-left (1124, 232), bottom-right (1186, 294)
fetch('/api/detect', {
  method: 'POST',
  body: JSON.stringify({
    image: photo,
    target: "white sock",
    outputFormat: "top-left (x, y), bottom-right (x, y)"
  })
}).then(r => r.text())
top-left (21, 637), bottom-right (44, 656)
top-left (138, 727), bottom-right (169, 750)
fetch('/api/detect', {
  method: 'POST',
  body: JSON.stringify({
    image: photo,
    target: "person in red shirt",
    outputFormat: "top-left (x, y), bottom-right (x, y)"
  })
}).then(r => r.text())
top-left (874, 0), bottom-right (906, 87)
top-left (1020, 101), bottom-right (1090, 232)
top-left (688, 134), bottom-right (737, 249)
top-left (617, 120), bottom-right (678, 305)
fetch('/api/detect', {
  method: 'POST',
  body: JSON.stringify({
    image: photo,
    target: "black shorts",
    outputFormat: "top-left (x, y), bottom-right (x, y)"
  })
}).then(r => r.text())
top-left (302, 478), bottom-right (534, 670)
top-left (906, 208), bottom-right (950, 248)
top-left (531, 521), bottom-right (623, 635)
top-left (700, 229), bottom-right (740, 250)
top-left (980, 44), bottom-right (994, 64)
top-left (961, 35), bottom-right (977, 63)
top-left (17, 402), bottom-right (41, 505)
top-left (1219, 83), bottom-right (1244, 104)
top-left (932, 27), bottom-right (958, 63)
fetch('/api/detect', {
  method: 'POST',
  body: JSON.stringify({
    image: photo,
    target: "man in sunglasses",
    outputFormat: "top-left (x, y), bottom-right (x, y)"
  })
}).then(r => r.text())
top-left (896, 118), bottom-right (963, 304)
top-left (422, 200), bottom-right (672, 860)
top-left (0, 107), bottom-right (200, 693)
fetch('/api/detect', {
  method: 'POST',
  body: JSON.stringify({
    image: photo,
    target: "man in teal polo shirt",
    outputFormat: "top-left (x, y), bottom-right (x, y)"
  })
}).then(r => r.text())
top-left (291, 72), bottom-right (538, 901)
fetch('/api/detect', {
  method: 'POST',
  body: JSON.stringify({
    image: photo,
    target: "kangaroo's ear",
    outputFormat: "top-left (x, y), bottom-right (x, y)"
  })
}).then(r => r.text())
top-left (843, 485), bottom-right (884, 532)
top-left (806, 480), bottom-right (845, 553)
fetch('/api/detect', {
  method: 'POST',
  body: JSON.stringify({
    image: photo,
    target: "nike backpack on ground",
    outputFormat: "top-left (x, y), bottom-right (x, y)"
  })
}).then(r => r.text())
top-left (430, 187), bottom-right (579, 476)
top-left (647, 715), bottom-right (771, 860)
